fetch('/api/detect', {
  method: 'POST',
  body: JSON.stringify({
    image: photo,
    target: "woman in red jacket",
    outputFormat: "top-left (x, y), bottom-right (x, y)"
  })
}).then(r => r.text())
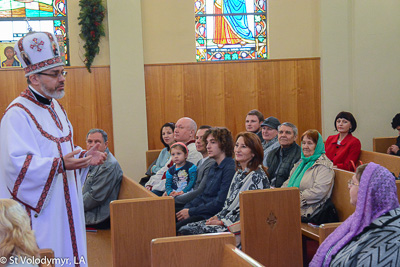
top-left (325, 111), bottom-right (361, 171)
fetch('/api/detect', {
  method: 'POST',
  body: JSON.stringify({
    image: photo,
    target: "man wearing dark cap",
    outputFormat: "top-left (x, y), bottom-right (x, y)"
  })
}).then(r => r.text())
top-left (0, 32), bottom-right (106, 267)
top-left (261, 116), bottom-right (281, 167)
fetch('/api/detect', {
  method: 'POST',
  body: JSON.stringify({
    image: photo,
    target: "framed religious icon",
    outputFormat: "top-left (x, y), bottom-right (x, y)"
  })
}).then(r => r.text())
top-left (0, 42), bottom-right (21, 68)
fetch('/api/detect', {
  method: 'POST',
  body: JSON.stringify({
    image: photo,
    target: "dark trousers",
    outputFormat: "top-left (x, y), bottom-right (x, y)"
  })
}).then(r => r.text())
top-left (176, 215), bottom-right (204, 233)
top-left (86, 217), bottom-right (111, 230)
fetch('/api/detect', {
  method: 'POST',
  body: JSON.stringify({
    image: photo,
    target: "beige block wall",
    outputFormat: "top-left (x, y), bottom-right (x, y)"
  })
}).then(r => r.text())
top-left (107, 0), bottom-right (148, 179)
top-left (141, 0), bottom-right (320, 64)
top-left (68, 0), bottom-right (110, 66)
top-left (321, 0), bottom-right (400, 151)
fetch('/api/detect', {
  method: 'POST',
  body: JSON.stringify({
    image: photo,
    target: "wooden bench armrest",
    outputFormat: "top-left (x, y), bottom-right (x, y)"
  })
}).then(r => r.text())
top-left (301, 222), bottom-right (319, 241)
top-left (318, 222), bottom-right (342, 244)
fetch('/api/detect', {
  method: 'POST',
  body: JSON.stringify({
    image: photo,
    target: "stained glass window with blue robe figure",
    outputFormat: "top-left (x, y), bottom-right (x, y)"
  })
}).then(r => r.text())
top-left (195, 0), bottom-right (267, 61)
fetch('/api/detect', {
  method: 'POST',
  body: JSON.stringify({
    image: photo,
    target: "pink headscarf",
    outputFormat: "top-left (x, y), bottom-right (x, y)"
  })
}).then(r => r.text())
top-left (310, 162), bottom-right (399, 267)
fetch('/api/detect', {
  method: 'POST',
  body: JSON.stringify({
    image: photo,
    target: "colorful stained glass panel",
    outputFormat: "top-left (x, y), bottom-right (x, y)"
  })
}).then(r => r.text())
top-left (195, 0), bottom-right (268, 62)
top-left (0, 0), bottom-right (69, 65)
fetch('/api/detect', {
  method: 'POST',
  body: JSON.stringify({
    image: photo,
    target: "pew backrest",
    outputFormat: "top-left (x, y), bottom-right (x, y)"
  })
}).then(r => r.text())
top-left (146, 149), bottom-right (162, 169)
top-left (111, 197), bottom-right (176, 267)
top-left (331, 169), bottom-right (355, 221)
top-left (150, 233), bottom-right (263, 267)
top-left (359, 150), bottom-right (400, 177)
top-left (240, 188), bottom-right (303, 267)
top-left (373, 137), bottom-right (397, 154)
top-left (118, 174), bottom-right (156, 199)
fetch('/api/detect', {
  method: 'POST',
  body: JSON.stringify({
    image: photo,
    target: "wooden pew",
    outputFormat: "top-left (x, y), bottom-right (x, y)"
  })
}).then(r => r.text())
top-left (86, 175), bottom-right (158, 266)
top-left (302, 168), bottom-right (400, 244)
top-left (240, 188), bottom-right (303, 266)
top-left (301, 168), bottom-right (354, 244)
top-left (359, 150), bottom-right (400, 177)
top-left (110, 197), bottom-right (175, 267)
top-left (146, 149), bottom-right (162, 169)
top-left (373, 137), bottom-right (397, 154)
top-left (150, 233), bottom-right (264, 267)
top-left (39, 248), bottom-right (55, 267)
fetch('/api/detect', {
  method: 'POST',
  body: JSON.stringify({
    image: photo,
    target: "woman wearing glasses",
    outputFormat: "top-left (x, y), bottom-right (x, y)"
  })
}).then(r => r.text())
top-left (311, 163), bottom-right (400, 266)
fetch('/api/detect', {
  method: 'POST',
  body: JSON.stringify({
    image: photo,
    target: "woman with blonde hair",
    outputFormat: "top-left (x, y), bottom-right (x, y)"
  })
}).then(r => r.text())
top-left (0, 199), bottom-right (39, 267)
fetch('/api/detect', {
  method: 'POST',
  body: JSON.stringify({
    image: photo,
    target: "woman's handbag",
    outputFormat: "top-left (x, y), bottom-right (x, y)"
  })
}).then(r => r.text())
top-left (301, 198), bottom-right (339, 225)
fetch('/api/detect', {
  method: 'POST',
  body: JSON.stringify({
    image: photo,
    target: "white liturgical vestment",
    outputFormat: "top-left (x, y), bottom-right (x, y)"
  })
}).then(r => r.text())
top-left (0, 88), bottom-right (88, 267)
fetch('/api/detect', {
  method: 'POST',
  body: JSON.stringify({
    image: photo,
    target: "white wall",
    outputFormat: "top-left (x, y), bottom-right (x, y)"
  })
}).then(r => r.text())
top-left (321, 0), bottom-right (400, 150)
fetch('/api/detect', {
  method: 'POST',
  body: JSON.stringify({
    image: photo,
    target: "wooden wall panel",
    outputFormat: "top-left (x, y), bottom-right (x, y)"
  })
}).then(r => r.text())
top-left (0, 66), bottom-right (114, 154)
top-left (145, 58), bottom-right (321, 149)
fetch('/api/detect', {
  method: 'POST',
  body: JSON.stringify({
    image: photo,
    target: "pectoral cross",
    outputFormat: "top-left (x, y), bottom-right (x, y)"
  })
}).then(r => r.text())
top-left (25, 17), bottom-right (33, 33)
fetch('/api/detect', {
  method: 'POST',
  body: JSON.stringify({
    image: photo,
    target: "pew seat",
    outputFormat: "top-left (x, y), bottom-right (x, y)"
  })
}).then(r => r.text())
top-left (373, 137), bottom-right (397, 154)
top-left (150, 233), bottom-right (263, 267)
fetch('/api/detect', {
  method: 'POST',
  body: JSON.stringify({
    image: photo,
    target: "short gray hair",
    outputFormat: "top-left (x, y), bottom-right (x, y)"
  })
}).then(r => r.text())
top-left (278, 122), bottom-right (298, 137)
top-left (86, 128), bottom-right (108, 142)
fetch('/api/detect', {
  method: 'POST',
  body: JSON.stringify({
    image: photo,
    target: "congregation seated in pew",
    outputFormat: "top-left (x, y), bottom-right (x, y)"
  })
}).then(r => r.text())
top-left (83, 128), bottom-right (123, 230)
top-left (282, 129), bottom-right (336, 223)
top-left (175, 127), bottom-right (236, 231)
top-left (178, 132), bottom-right (270, 247)
top-left (311, 163), bottom-right (400, 266)
top-left (174, 125), bottom-right (216, 210)
top-left (140, 122), bottom-right (175, 186)
top-left (145, 117), bottom-right (202, 195)
top-left (325, 111), bottom-right (361, 171)
top-left (387, 113), bottom-right (400, 156)
top-left (244, 109), bottom-right (264, 142)
top-left (260, 116), bottom-right (280, 167)
top-left (266, 122), bottom-right (301, 187)
top-left (164, 142), bottom-right (197, 197)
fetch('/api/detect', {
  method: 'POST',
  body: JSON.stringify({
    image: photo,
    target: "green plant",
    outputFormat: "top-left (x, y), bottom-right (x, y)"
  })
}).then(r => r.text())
top-left (78, 0), bottom-right (105, 72)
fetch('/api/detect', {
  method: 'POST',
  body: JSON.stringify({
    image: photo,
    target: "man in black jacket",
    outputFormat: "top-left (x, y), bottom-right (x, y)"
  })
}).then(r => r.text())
top-left (266, 122), bottom-right (301, 188)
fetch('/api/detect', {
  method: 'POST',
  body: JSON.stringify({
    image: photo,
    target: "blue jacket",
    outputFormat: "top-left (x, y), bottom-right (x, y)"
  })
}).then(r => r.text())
top-left (185, 157), bottom-right (236, 219)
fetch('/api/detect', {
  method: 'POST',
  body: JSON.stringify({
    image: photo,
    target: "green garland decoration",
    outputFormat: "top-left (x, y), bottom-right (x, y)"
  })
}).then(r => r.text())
top-left (78, 0), bottom-right (105, 72)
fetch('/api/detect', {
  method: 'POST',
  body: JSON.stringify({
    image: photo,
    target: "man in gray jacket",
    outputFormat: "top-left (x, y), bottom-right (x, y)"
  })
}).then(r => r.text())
top-left (175, 125), bottom-right (215, 212)
top-left (83, 129), bottom-right (123, 229)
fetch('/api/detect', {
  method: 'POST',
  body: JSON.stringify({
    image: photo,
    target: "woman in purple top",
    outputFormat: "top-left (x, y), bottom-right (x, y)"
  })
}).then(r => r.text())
top-left (310, 163), bottom-right (400, 266)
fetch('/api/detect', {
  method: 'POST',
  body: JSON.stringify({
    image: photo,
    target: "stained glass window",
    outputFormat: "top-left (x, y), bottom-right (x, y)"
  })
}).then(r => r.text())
top-left (195, 0), bottom-right (267, 62)
top-left (0, 0), bottom-right (69, 68)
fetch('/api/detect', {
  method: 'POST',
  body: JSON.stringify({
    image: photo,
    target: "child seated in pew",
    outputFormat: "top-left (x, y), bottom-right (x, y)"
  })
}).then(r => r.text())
top-left (163, 142), bottom-right (197, 197)
top-left (178, 132), bottom-right (269, 247)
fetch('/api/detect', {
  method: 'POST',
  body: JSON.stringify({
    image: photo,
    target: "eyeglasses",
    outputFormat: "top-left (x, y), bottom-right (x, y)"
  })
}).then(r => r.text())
top-left (38, 70), bottom-right (67, 78)
top-left (347, 179), bottom-right (359, 187)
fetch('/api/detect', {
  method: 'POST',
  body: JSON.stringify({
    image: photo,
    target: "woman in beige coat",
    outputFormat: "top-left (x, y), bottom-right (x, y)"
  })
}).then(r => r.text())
top-left (282, 129), bottom-right (335, 218)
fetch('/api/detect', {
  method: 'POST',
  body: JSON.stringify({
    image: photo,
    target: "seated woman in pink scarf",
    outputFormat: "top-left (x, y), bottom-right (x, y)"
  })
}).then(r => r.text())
top-left (310, 162), bottom-right (400, 266)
